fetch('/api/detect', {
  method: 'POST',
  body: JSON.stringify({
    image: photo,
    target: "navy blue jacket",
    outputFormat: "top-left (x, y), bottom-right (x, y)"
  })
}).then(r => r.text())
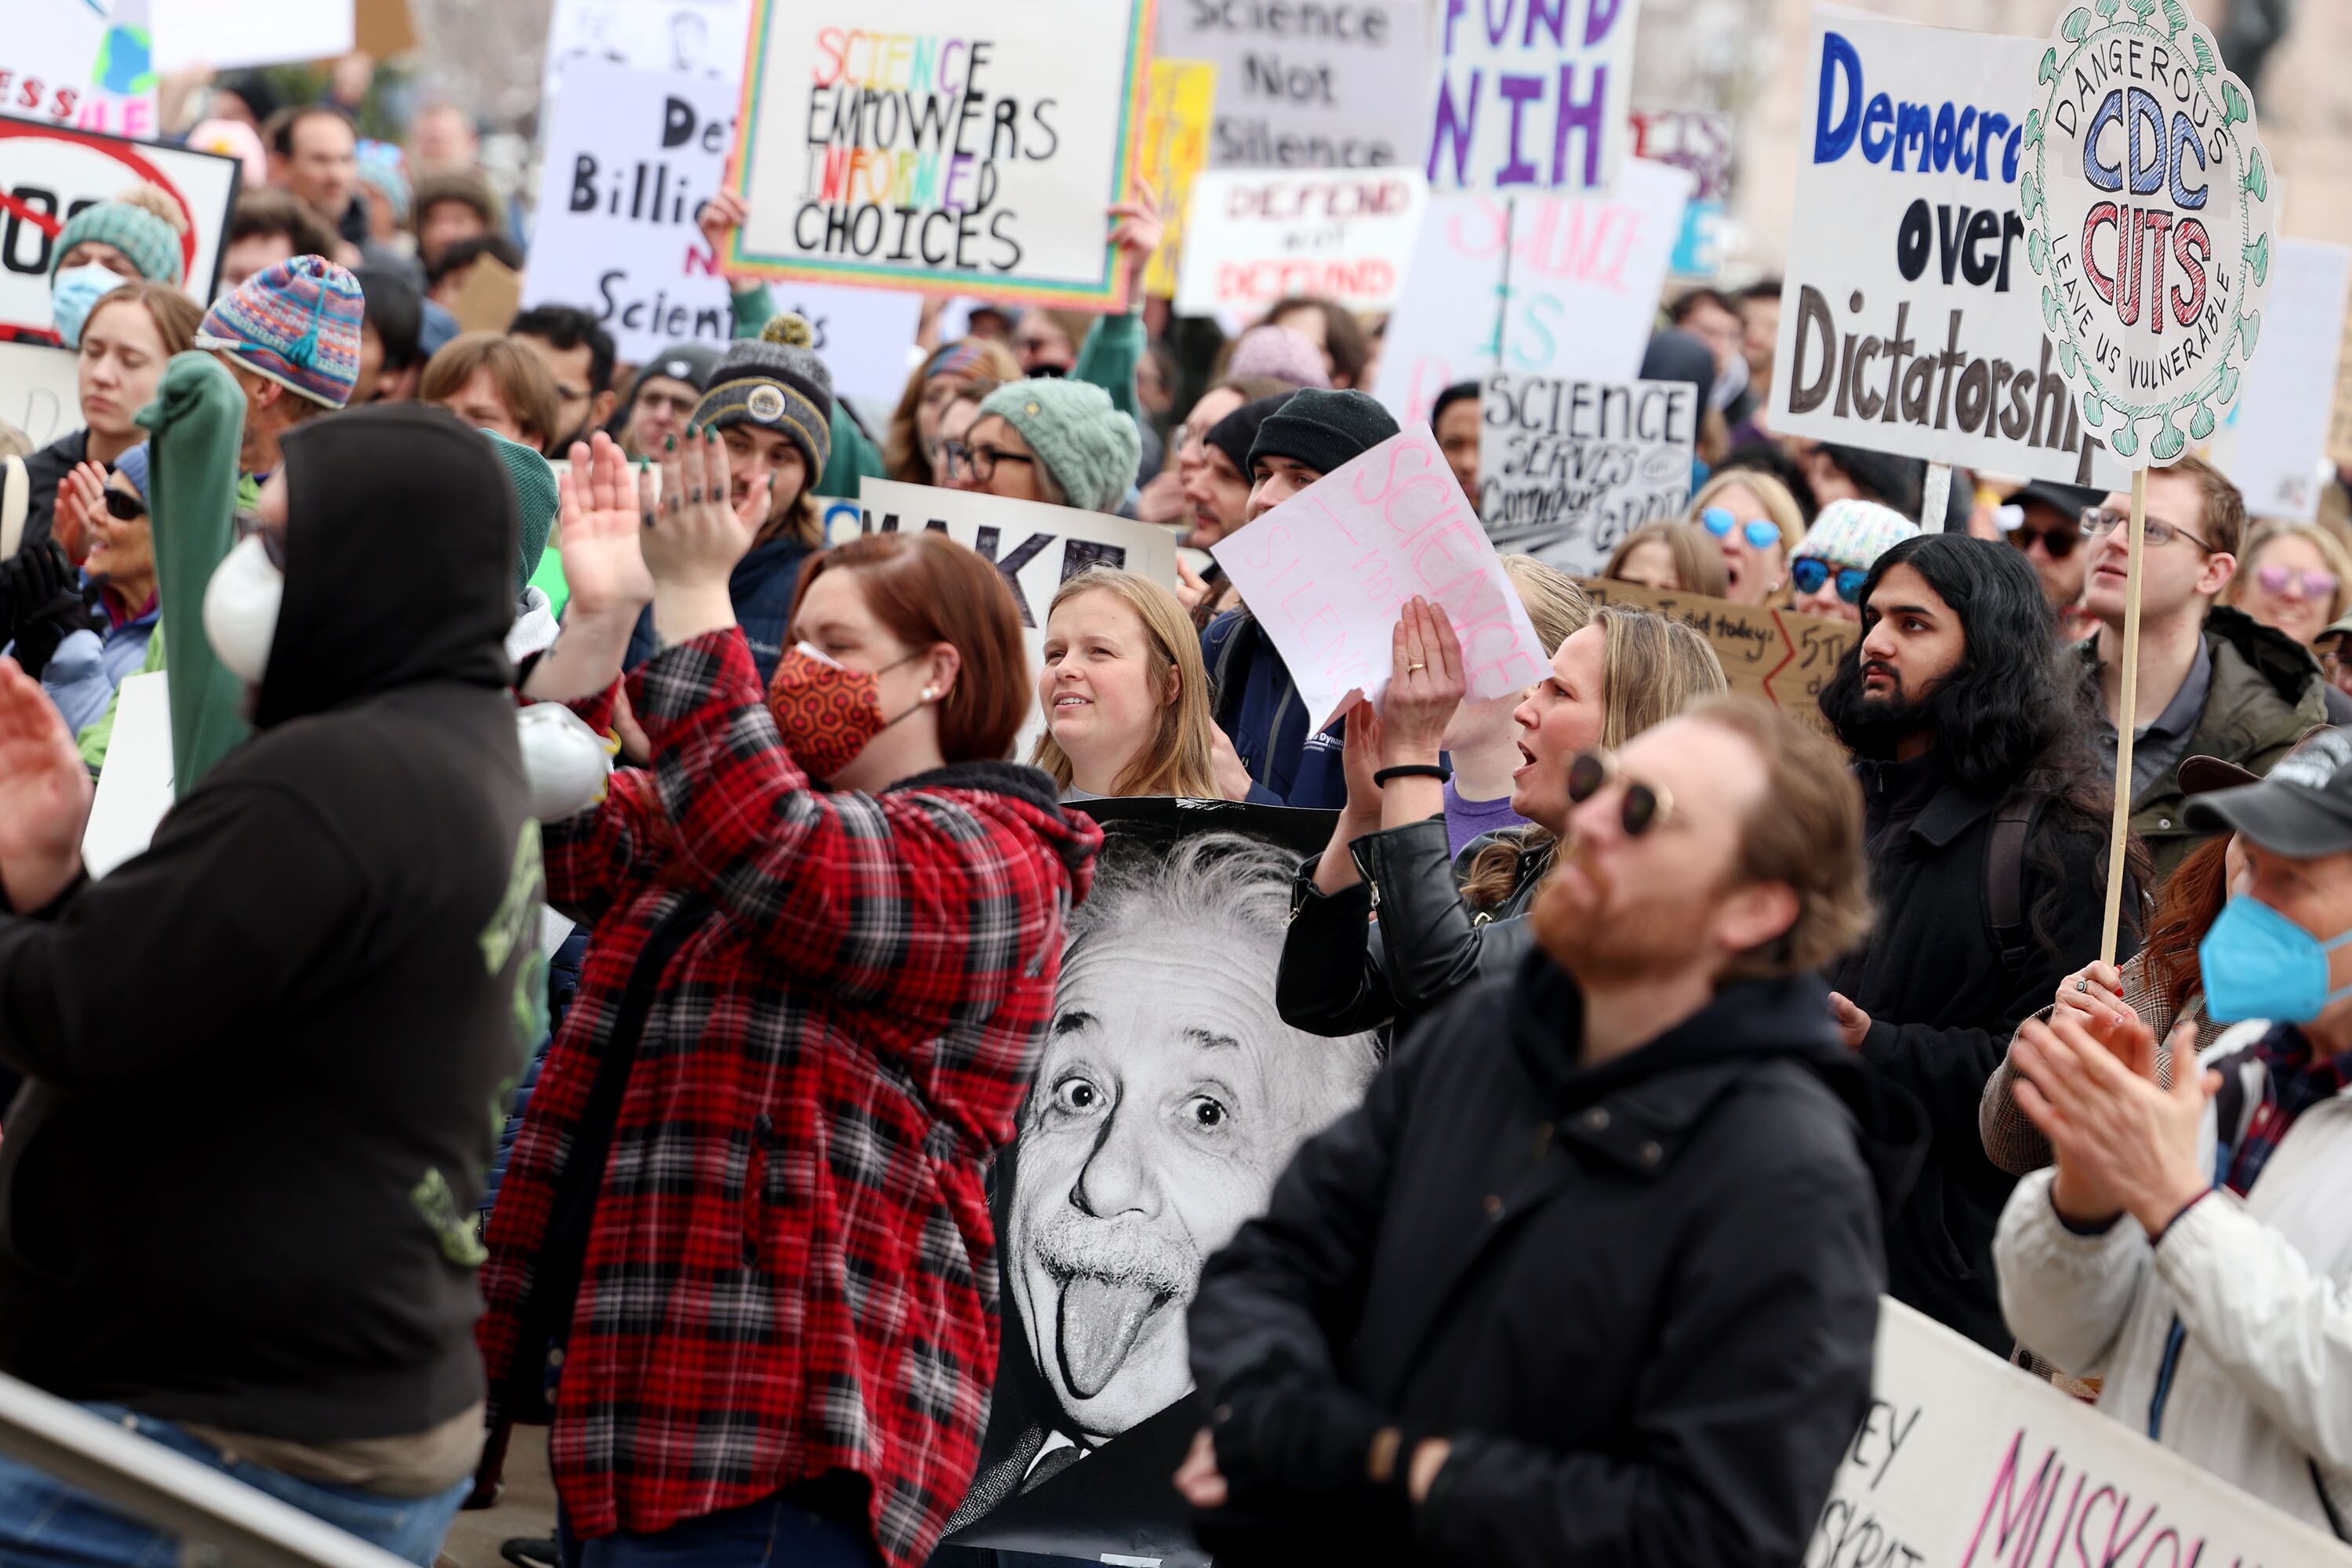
top-left (624, 532), bottom-right (814, 684)
top-left (1202, 608), bottom-right (1346, 811)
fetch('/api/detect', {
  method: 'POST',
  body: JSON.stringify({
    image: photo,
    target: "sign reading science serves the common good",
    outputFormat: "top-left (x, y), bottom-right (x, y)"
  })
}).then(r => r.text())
top-left (1175, 169), bottom-right (1427, 329)
top-left (1157, 0), bottom-right (1433, 170)
top-left (1769, 13), bottom-right (2126, 491)
top-left (726, 0), bottom-right (1156, 307)
top-left (1481, 371), bottom-right (1693, 573)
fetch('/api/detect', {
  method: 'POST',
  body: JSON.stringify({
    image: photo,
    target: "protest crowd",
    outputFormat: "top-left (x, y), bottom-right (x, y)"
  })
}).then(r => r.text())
top-left (5, 2), bottom-right (2352, 1566)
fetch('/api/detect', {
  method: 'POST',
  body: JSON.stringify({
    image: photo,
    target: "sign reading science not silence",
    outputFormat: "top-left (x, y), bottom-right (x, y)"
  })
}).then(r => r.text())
top-left (725, 0), bottom-right (1156, 307)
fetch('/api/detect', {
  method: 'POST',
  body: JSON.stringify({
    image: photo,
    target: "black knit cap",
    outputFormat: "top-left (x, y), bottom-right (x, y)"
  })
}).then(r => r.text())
top-left (1247, 388), bottom-right (1400, 480)
top-left (1206, 392), bottom-right (1297, 477)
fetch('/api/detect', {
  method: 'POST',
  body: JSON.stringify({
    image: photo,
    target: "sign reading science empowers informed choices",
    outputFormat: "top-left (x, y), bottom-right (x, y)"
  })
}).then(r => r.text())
top-left (725, 0), bottom-right (1155, 306)
top-left (1770, 13), bottom-right (2126, 491)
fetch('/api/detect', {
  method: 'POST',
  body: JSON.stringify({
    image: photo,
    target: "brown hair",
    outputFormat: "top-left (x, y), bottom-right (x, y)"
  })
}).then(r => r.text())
top-left (1262, 296), bottom-right (1370, 386)
top-left (2224, 521), bottom-right (2352, 628)
top-left (1602, 521), bottom-right (1732, 598)
top-left (1685, 695), bottom-right (1875, 979)
top-left (884, 336), bottom-right (1022, 481)
top-left (227, 187), bottom-right (340, 262)
top-left (2140, 834), bottom-right (2232, 1019)
top-left (419, 331), bottom-right (562, 452)
top-left (789, 532), bottom-right (1029, 763)
top-left (2163, 453), bottom-right (2248, 560)
top-left (1501, 554), bottom-right (1592, 656)
top-left (82, 279), bottom-right (201, 358)
top-left (1029, 569), bottom-right (1221, 798)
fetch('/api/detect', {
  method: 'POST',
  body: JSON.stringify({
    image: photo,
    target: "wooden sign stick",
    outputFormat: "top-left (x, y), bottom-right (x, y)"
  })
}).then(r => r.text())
top-left (2100, 466), bottom-right (2150, 967)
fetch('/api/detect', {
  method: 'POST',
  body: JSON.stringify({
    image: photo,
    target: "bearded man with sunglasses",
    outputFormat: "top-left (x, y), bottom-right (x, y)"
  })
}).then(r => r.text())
top-left (1174, 699), bottom-right (1926, 1568)
top-left (2074, 456), bottom-right (2331, 885)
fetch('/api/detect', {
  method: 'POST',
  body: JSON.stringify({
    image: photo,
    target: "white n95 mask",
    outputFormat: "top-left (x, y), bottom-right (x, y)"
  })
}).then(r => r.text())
top-left (516, 703), bottom-right (618, 822)
top-left (202, 533), bottom-right (285, 687)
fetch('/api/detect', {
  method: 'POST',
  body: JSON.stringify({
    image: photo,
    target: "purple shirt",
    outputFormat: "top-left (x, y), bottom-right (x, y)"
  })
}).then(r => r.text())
top-left (1443, 777), bottom-right (1530, 861)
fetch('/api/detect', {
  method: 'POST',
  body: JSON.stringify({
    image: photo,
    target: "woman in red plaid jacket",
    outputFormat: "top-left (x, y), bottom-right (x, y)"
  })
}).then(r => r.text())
top-left (476, 433), bottom-right (1102, 1568)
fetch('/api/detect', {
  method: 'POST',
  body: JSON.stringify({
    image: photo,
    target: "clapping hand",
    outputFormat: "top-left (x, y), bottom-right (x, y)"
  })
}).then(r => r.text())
top-left (2013, 1007), bottom-right (2215, 1236)
top-left (0, 658), bottom-right (92, 913)
top-left (643, 424), bottom-right (764, 646)
top-left (53, 462), bottom-right (108, 566)
top-left (556, 433), bottom-right (655, 623)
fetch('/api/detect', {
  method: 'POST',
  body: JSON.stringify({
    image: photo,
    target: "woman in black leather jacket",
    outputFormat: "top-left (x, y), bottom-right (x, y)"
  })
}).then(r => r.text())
top-left (1276, 601), bottom-right (1727, 1039)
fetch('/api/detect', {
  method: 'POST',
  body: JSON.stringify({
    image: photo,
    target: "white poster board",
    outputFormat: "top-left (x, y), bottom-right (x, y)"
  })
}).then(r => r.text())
top-left (1158, 0), bottom-right (1434, 171)
top-left (1375, 154), bottom-right (1692, 427)
top-left (0, 120), bottom-right (239, 337)
top-left (1424, 0), bottom-right (1639, 194)
top-left (1769, 13), bottom-right (2127, 490)
top-left (2212, 239), bottom-right (2351, 524)
top-left (0, 341), bottom-right (85, 448)
top-left (760, 285), bottom-right (922, 408)
top-left (1174, 169), bottom-right (1428, 331)
top-left (80, 670), bottom-right (174, 880)
top-left (147, 0), bottom-right (354, 72)
top-left (858, 478), bottom-right (1177, 750)
top-left (1209, 425), bottom-right (1550, 730)
top-left (0, 0), bottom-right (160, 140)
top-left (728, 0), bottom-right (1153, 308)
top-left (541, 0), bottom-right (751, 114)
top-left (1479, 371), bottom-right (1693, 572)
top-left (1814, 1300), bottom-right (2352, 1567)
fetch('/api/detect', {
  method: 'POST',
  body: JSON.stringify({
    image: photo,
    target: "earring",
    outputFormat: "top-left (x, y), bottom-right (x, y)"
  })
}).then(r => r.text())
top-left (920, 687), bottom-right (937, 702)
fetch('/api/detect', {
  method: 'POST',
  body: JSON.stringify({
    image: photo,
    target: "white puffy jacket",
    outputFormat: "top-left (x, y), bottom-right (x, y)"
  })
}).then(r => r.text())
top-left (1994, 1022), bottom-right (2352, 1538)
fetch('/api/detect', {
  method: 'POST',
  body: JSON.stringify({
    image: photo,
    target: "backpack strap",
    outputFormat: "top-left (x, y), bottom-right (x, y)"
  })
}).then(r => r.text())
top-left (1985, 797), bottom-right (2036, 971)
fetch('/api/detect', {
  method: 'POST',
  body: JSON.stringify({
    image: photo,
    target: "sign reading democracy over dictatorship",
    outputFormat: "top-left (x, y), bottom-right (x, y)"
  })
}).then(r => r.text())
top-left (727, 0), bottom-right (1156, 307)
top-left (1576, 575), bottom-right (1853, 734)
top-left (1210, 425), bottom-right (1551, 730)
top-left (1425, 0), bottom-right (1639, 194)
top-left (2023, 0), bottom-right (2277, 467)
top-left (1479, 371), bottom-right (1693, 572)
top-left (1139, 59), bottom-right (1217, 298)
top-left (1769, 13), bottom-right (2127, 491)
top-left (0, 119), bottom-right (238, 339)
top-left (1157, 0), bottom-right (1433, 170)
top-left (1376, 155), bottom-right (1692, 426)
top-left (1810, 1300), bottom-right (2352, 1568)
top-left (1174, 169), bottom-right (1428, 328)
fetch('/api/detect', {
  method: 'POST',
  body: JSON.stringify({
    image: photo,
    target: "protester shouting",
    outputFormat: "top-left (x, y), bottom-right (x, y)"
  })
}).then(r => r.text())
top-left (1787, 499), bottom-right (1919, 625)
top-left (1818, 534), bottom-right (2128, 1353)
top-left (1601, 520), bottom-right (1730, 597)
top-left (1181, 699), bottom-right (1925, 1567)
top-left (1997, 731), bottom-right (2352, 1535)
top-left (476, 430), bottom-right (1102, 1568)
top-left (1279, 596), bottom-right (1726, 1041)
top-left (1686, 466), bottom-right (1807, 607)
top-left (0, 405), bottom-right (540, 1566)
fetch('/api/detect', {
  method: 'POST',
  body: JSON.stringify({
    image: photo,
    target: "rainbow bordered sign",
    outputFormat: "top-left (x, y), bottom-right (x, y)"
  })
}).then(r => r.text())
top-left (2022, 0), bottom-right (2276, 468)
top-left (724, 0), bottom-right (1157, 309)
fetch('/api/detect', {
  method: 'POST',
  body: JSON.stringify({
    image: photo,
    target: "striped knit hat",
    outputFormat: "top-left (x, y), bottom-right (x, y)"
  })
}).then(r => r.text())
top-left (692, 314), bottom-right (832, 476)
top-left (51, 187), bottom-right (186, 288)
top-left (196, 255), bottom-right (365, 409)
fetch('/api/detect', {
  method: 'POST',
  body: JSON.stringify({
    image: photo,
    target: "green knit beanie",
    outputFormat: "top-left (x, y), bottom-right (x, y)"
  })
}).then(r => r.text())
top-left (978, 378), bottom-right (1141, 514)
top-left (481, 428), bottom-right (558, 597)
top-left (52, 196), bottom-right (185, 289)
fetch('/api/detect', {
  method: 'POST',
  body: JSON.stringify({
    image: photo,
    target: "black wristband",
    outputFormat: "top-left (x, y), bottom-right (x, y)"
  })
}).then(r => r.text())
top-left (1371, 764), bottom-right (1450, 787)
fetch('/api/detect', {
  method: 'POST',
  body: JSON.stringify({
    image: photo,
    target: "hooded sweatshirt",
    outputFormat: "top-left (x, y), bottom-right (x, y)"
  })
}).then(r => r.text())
top-left (0, 404), bottom-right (542, 1450)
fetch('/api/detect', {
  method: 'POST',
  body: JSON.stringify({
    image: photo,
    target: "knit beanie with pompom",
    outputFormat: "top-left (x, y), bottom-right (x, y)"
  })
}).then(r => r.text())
top-left (691, 313), bottom-right (833, 476)
top-left (52, 183), bottom-right (187, 288)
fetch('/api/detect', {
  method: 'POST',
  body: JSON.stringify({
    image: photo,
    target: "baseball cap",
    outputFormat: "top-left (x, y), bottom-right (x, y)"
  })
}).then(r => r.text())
top-left (2185, 731), bottom-right (2352, 857)
top-left (2006, 479), bottom-right (2105, 526)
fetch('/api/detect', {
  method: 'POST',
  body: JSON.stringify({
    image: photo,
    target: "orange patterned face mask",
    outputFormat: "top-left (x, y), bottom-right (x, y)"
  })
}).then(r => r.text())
top-left (764, 643), bottom-right (924, 781)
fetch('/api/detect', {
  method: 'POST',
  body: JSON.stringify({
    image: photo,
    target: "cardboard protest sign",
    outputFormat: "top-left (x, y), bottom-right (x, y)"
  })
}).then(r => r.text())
top-left (1156, 0), bottom-right (1432, 172)
top-left (1479, 371), bottom-right (1693, 572)
top-left (938, 797), bottom-right (1367, 1568)
top-left (2212, 239), bottom-right (2350, 524)
top-left (1424, 0), bottom-right (1639, 195)
top-left (1573, 575), bottom-right (1853, 733)
top-left (448, 253), bottom-right (524, 335)
top-left (0, 341), bottom-right (85, 448)
top-left (0, 121), bottom-right (238, 339)
top-left (858, 478), bottom-right (1177, 749)
top-left (1, 3), bottom-right (159, 140)
top-left (1375, 155), bottom-right (1692, 426)
top-left (1174, 169), bottom-right (1427, 329)
top-left (147, 0), bottom-right (353, 73)
top-left (1812, 1300), bottom-right (2352, 1568)
top-left (1210, 425), bottom-right (1550, 730)
top-left (542, 0), bottom-right (750, 114)
top-left (1769, 13), bottom-right (2127, 491)
top-left (2024, 2), bottom-right (2277, 470)
top-left (1139, 59), bottom-right (1217, 299)
top-left (728, 0), bottom-right (1156, 308)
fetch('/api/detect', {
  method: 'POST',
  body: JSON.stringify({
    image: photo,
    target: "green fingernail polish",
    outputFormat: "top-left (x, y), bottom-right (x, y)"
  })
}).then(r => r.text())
top-left (666, 434), bottom-right (676, 452)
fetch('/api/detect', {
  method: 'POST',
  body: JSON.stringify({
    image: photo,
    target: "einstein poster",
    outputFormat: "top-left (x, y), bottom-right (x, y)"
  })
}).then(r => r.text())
top-left (931, 798), bottom-right (1375, 1567)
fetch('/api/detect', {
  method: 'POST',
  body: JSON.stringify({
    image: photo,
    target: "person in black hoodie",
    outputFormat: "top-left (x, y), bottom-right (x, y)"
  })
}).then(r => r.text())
top-left (0, 403), bottom-right (539, 1566)
top-left (1819, 533), bottom-right (2133, 1353)
top-left (1178, 697), bottom-right (1922, 1568)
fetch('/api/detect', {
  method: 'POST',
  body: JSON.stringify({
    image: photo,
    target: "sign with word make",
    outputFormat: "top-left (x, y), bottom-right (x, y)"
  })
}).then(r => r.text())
top-left (1481, 371), bottom-right (1693, 572)
top-left (728, 0), bottom-right (1157, 308)
top-left (1157, 0), bottom-right (1433, 171)
top-left (1425, 0), bottom-right (1639, 194)
top-left (1175, 168), bottom-right (1427, 330)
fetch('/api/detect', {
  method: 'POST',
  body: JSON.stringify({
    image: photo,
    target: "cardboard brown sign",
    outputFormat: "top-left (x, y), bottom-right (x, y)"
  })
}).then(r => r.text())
top-left (1575, 577), bottom-right (1857, 732)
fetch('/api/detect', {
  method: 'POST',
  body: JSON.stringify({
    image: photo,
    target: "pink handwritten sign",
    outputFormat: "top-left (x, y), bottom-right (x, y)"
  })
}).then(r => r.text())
top-left (1210, 426), bottom-right (1551, 730)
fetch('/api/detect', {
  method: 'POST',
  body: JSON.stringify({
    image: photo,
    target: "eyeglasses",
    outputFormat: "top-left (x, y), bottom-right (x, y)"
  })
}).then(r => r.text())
top-left (102, 488), bottom-right (147, 523)
top-left (232, 507), bottom-right (289, 571)
top-left (1700, 506), bottom-right (1783, 552)
top-left (943, 441), bottom-right (1037, 482)
top-left (2257, 564), bottom-right (2339, 599)
top-left (2080, 506), bottom-right (2218, 554)
top-left (1566, 747), bottom-right (1675, 838)
top-left (1789, 555), bottom-right (1869, 604)
top-left (2004, 517), bottom-right (2080, 558)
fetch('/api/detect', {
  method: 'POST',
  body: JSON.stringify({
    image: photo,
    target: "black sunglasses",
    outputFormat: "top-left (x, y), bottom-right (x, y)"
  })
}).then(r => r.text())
top-left (102, 488), bottom-right (147, 522)
top-left (2005, 519), bottom-right (2080, 558)
top-left (1566, 748), bottom-right (1675, 837)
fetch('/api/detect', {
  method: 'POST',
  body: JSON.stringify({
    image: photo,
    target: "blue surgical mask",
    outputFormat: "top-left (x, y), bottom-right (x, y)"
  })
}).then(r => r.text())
top-left (2197, 895), bottom-right (2352, 1023)
top-left (52, 263), bottom-right (124, 349)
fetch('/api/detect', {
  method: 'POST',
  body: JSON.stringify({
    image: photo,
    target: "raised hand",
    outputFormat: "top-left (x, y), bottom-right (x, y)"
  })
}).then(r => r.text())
top-left (556, 433), bottom-right (655, 622)
top-left (0, 658), bottom-right (93, 913)
top-left (1378, 598), bottom-right (1466, 767)
top-left (644, 425), bottom-right (760, 645)
top-left (1109, 177), bottom-right (1165, 302)
top-left (2013, 1011), bottom-right (2214, 1235)
top-left (53, 462), bottom-right (107, 566)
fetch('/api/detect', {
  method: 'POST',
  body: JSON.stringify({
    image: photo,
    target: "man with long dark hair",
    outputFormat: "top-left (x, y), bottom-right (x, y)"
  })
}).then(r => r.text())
top-left (1819, 534), bottom-right (2134, 1352)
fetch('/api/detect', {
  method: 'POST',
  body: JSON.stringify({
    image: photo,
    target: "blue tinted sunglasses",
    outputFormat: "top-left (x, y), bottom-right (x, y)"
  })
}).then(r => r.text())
top-left (1701, 506), bottom-right (1783, 552)
top-left (1790, 555), bottom-right (1869, 604)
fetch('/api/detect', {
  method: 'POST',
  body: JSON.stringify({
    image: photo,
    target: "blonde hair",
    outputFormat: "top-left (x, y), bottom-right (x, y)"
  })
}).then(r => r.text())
top-left (1500, 554), bottom-right (1592, 654)
top-left (2224, 521), bottom-right (2352, 630)
top-left (1689, 468), bottom-right (1809, 556)
top-left (1029, 569), bottom-right (1221, 799)
top-left (1602, 521), bottom-right (1732, 598)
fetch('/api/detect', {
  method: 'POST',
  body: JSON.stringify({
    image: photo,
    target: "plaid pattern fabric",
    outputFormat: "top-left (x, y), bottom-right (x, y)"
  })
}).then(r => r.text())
top-left (2223, 1025), bottom-right (2352, 1197)
top-left (477, 630), bottom-right (1098, 1568)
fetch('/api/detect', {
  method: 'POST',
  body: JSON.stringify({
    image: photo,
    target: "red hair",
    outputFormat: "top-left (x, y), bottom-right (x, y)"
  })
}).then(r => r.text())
top-left (2142, 835), bottom-right (2232, 1018)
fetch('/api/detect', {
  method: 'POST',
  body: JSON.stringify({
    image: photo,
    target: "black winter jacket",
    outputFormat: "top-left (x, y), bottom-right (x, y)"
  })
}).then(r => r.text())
top-left (1191, 953), bottom-right (1925, 1568)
